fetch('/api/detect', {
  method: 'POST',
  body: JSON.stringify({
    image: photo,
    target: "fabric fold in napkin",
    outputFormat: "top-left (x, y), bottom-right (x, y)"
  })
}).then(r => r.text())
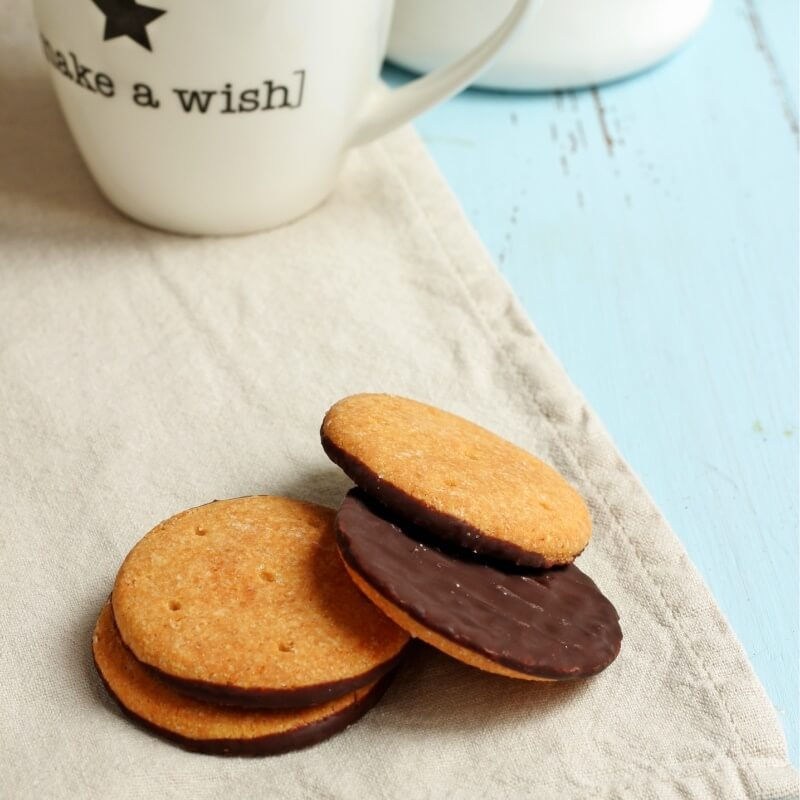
top-left (0, 8), bottom-right (797, 799)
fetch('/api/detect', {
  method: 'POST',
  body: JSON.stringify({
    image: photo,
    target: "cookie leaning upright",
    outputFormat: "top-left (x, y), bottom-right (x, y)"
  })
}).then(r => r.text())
top-left (112, 496), bottom-right (408, 708)
top-left (321, 394), bottom-right (591, 567)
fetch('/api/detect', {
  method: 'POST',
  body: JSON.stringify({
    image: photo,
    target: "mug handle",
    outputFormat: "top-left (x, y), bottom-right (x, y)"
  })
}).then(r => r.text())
top-left (350, 0), bottom-right (535, 147)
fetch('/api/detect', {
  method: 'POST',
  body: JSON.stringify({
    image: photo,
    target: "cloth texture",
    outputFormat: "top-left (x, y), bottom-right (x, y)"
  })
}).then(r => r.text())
top-left (0, 8), bottom-right (797, 800)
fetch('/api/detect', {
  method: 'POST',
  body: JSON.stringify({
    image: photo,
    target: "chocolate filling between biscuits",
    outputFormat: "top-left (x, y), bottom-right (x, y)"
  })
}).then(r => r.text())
top-left (335, 490), bottom-right (621, 680)
top-left (109, 596), bottom-right (406, 709)
top-left (321, 431), bottom-right (577, 568)
top-left (143, 649), bottom-right (405, 709)
top-left (94, 648), bottom-right (396, 756)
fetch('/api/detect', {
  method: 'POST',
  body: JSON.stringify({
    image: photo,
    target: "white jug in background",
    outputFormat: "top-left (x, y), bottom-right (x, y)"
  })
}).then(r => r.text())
top-left (388, 0), bottom-right (714, 91)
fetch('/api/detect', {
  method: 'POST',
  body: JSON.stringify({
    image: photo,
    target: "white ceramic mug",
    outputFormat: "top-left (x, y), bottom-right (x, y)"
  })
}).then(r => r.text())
top-left (31, 0), bottom-right (531, 235)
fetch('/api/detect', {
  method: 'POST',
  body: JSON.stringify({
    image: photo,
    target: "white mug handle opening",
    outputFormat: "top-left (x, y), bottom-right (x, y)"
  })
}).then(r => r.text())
top-left (350, 0), bottom-right (536, 147)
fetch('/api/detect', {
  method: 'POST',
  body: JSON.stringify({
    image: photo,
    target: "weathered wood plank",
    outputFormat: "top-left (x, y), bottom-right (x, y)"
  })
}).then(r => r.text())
top-left (387, 0), bottom-right (799, 763)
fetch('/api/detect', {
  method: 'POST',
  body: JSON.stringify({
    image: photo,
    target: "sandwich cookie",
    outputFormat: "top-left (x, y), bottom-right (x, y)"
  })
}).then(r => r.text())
top-left (321, 393), bottom-right (591, 568)
top-left (93, 603), bottom-right (393, 756)
top-left (335, 490), bottom-right (621, 681)
top-left (112, 496), bottom-right (409, 708)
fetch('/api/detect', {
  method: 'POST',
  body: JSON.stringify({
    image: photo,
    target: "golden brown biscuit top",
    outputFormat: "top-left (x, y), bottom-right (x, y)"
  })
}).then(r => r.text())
top-left (321, 394), bottom-right (591, 566)
top-left (112, 496), bottom-right (408, 691)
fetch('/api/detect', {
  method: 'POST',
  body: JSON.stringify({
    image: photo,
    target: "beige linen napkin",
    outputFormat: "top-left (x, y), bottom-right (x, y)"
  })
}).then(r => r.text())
top-left (1, 9), bottom-right (797, 800)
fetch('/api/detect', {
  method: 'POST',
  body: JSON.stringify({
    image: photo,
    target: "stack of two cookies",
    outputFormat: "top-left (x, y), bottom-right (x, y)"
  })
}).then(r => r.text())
top-left (322, 395), bottom-right (622, 684)
top-left (92, 393), bottom-right (621, 755)
top-left (93, 498), bottom-right (410, 755)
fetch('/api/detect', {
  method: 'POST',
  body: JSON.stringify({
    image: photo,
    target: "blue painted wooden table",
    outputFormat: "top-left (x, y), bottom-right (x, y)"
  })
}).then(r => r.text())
top-left (386, 0), bottom-right (798, 765)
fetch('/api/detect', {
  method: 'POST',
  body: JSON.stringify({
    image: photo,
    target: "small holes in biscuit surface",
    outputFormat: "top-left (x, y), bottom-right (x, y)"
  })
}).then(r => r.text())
top-left (168, 600), bottom-right (181, 611)
top-left (195, 527), bottom-right (206, 536)
top-left (260, 569), bottom-right (276, 582)
top-left (278, 641), bottom-right (294, 653)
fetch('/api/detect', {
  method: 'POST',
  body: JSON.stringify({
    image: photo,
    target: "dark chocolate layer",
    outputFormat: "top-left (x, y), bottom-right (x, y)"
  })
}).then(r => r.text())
top-left (94, 657), bottom-right (395, 756)
top-left (336, 490), bottom-right (621, 680)
top-left (111, 595), bottom-right (405, 709)
top-left (321, 432), bottom-right (563, 568)
top-left (147, 650), bottom-right (404, 709)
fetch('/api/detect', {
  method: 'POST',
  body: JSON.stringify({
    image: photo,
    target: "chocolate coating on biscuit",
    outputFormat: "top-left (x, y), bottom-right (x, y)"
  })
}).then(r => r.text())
top-left (336, 490), bottom-right (621, 680)
top-left (96, 662), bottom-right (395, 757)
top-left (322, 433), bottom-right (557, 568)
top-left (147, 649), bottom-right (404, 709)
top-left (93, 601), bottom-right (394, 756)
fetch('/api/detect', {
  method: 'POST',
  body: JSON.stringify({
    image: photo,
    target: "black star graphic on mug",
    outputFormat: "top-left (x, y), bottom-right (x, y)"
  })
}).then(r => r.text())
top-left (92, 0), bottom-right (166, 52)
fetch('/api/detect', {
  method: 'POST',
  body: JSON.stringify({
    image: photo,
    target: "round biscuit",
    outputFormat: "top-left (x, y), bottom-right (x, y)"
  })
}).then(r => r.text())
top-left (112, 496), bottom-right (409, 707)
top-left (321, 393), bottom-right (591, 567)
